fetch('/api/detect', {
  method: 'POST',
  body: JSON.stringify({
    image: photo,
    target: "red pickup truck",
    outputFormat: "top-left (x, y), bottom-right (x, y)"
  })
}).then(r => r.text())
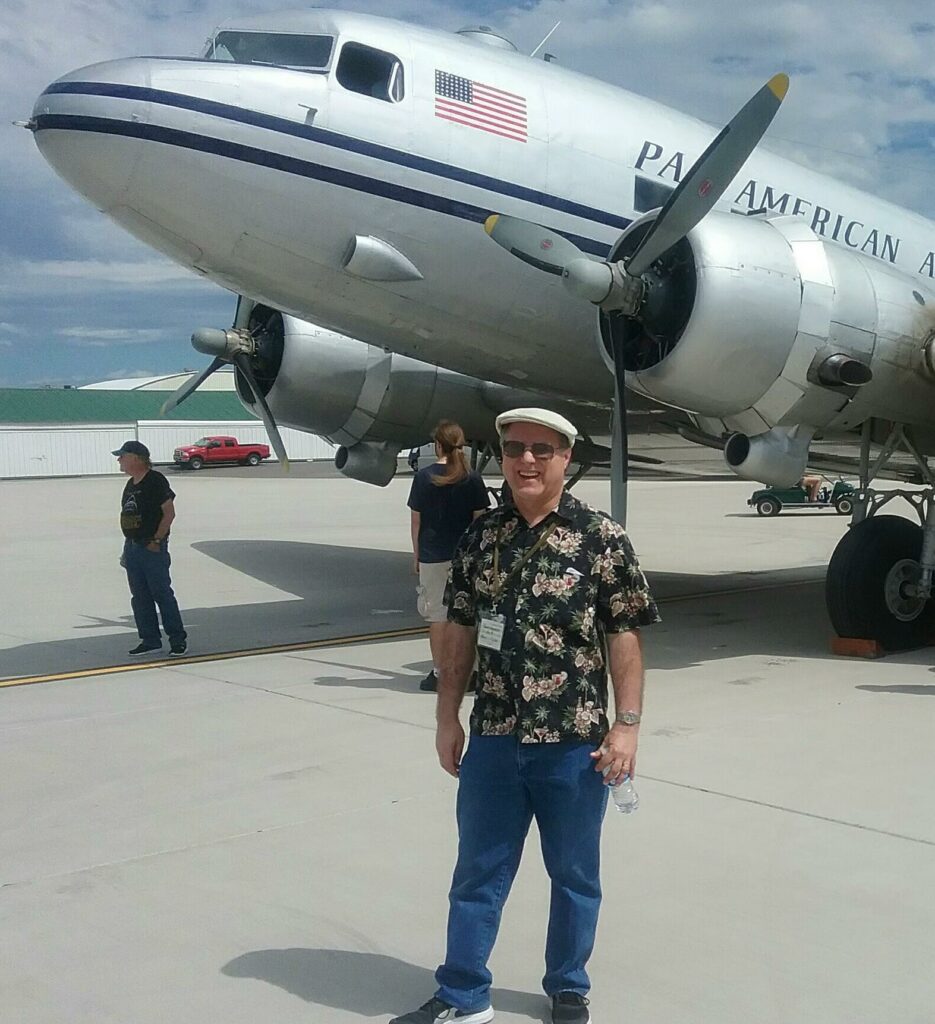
top-left (173, 435), bottom-right (271, 470)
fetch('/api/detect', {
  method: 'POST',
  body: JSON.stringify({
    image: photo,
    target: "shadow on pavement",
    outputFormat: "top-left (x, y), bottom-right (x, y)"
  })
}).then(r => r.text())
top-left (2, 540), bottom-right (931, 682)
top-left (221, 948), bottom-right (547, 1020)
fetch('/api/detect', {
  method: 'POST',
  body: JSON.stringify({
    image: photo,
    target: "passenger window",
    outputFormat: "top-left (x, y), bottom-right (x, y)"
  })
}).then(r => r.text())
top-left (336, 42), bottom-right (404, 102)
top-left (634, 176), bottom-right (675, 214)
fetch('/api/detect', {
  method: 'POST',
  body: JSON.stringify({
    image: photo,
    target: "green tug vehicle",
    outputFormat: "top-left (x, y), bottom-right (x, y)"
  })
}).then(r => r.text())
top-left (748, 479), bottom-right (856, 517)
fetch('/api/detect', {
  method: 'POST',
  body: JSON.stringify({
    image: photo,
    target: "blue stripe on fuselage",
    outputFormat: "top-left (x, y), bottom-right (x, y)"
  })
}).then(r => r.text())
top-left (34, 112), bottom-right (614, 256)
top-left (42, 81), bottom-right (631, 236)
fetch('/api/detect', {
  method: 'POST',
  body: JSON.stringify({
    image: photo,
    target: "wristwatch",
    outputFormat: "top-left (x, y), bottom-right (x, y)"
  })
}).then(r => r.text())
top-left (615, 710), bottom-right (641, 726)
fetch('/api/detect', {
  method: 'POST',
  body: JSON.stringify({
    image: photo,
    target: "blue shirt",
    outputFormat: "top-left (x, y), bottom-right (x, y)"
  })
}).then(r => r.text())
top-left (408, 464), bottom-right (489, 563)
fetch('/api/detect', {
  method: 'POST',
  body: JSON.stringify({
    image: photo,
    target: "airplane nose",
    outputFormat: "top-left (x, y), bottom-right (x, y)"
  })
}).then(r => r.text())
top-left (32, 59), bottom-right (154, 212)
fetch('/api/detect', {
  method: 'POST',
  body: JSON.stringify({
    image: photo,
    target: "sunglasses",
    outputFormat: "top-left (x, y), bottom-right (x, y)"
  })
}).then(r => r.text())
top-left (501, 440), bottom-right (567, 460)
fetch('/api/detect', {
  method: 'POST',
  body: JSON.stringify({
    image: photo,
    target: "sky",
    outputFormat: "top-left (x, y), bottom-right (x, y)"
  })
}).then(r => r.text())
top-left (1, 0), bottom-right (934, 387)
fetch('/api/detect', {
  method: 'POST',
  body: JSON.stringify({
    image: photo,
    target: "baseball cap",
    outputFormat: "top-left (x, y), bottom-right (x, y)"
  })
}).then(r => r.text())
top-left (495, 408), bottom-right (578, 449)
top-left (112, 440), bottom-right (150, 458)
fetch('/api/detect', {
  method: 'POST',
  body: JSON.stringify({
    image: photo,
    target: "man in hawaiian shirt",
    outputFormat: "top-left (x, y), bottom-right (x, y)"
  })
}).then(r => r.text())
top-left (391, 408), bottom-right (660, 1024)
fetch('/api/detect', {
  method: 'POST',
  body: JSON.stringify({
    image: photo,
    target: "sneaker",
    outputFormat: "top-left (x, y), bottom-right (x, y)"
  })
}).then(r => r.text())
top-left (551, 993), bottom-right (590, 1024)
top-left (390, 996), bottom-right (493, 1024)
top-left (419, 670), bottom-right (438, 692)
top-left (169, 640), bottom-right (187, 657)
top-left (128, 642), bottom-right (162, 657)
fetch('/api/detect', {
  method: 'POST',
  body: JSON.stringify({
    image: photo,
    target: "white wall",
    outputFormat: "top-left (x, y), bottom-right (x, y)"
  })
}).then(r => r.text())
top-left (0, 422), bottom-right (335, 478)
top-left (0, 424), bottom-right (136, 478)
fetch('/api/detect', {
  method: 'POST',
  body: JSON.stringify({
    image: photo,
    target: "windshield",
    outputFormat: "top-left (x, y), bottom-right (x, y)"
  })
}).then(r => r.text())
top-left (193, 437), bottom-right (212, 446)
top-left (204, 31), bottom-right (333, 70)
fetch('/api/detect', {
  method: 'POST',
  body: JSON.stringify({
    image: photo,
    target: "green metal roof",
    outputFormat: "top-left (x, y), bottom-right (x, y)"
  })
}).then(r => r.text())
top-left (0, 389), bottom-right (259, 425)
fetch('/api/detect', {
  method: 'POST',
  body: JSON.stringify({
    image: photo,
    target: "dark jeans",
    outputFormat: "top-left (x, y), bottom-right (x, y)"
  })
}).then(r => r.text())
top-left (435, 735), bottom-right (608, 1012)
top-left (124, 540), bottom-right (186, 645)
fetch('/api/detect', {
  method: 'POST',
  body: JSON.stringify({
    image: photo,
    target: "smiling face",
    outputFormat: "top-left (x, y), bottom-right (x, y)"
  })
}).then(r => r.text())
top-left (501, 421), bottom-right (572, 516)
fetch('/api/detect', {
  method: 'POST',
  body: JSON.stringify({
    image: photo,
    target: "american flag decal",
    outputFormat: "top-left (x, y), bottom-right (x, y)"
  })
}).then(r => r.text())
top-left (435, 70), bottom-right (528, 143)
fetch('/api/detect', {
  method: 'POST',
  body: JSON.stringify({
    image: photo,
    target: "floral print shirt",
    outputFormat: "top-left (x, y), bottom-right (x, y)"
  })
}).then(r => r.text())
top-left (446, 490), bottom-right (660, 743)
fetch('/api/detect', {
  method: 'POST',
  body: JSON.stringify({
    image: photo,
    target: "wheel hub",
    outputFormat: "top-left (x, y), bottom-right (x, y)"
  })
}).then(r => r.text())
top-left (884, 558), bottom-right (926, 622)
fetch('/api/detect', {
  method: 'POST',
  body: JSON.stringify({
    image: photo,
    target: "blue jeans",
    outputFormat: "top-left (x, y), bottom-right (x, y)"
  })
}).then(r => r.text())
top-left (435, 736), bottom-right (608, 1011)
top-left (123, 540), bottom-right (186, 645)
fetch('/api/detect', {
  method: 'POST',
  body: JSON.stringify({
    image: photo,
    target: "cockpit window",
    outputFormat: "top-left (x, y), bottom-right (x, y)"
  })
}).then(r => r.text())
top-left (204, 31), bottom-right (334, 70)
top-left (336, 42), bottom-right (404, 103)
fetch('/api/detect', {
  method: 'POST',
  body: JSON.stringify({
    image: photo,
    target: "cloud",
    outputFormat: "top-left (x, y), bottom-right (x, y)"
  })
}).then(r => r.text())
top-left (0, 258), bottom-right (207, 297)
top-left (57, 327), bottom-right (170, 347)
top-left (883, 121), bottom-right (935, 153)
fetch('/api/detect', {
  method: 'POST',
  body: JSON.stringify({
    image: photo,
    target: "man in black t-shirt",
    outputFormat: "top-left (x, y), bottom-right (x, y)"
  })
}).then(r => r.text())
top-left (114, 441), bottom-right (187, 657)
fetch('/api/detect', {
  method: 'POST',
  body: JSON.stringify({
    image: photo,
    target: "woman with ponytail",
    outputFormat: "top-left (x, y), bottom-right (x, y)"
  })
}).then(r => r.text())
top-left (408, 421), bottom-right (489, 691)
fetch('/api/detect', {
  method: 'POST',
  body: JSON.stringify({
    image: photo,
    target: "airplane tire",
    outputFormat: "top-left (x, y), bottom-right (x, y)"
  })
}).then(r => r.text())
top-left (188, 456), bottom-right (204, 470)
top-left (826, 515), bottom-right (935, 650)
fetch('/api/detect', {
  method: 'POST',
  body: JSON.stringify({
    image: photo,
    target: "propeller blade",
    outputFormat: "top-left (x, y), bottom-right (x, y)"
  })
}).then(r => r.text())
top-left (484, 214), bottom-right (585, 275)
top-left (159, 356), bottom-right (226, 417)
top-left (627, 73), bottom-right (789, 278)
top-left (233, 295), bottom-right (255, 331)
top-left (232, 353), bottom-right (289, 472)
top-left (610, 333), bottom-right (629, 526)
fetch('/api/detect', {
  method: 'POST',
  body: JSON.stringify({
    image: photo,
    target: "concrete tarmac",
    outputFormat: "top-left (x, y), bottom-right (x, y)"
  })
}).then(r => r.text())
top-left (1, 472), bottom-right (933, 1024)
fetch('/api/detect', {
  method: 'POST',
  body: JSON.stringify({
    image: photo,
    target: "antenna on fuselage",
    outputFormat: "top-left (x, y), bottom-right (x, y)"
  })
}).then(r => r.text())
top-left (530, 21), bottom-right (561, 58)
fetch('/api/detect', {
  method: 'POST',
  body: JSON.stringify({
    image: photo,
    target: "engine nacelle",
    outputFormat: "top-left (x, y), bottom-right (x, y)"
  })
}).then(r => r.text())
top-left (724, 426), bottom-right (813, 486)
top-left (233, 304), bottom-right (611, 476)
top-left (334, 441), bottom-right (398, 486)
top-left (600, 211), bottom-right (935, 441)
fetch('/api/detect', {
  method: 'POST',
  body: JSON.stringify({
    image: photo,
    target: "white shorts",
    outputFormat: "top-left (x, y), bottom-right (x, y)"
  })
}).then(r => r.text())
top-left (417, 560), bottom-right (452, 623)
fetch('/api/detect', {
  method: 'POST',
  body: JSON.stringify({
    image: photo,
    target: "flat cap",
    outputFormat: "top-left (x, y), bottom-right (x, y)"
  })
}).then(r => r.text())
top-left (495, 407), bottom-right (578, 448)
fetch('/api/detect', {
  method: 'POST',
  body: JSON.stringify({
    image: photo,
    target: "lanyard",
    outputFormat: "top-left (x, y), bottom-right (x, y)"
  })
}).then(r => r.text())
top-left (491, 520), bottom-right (558, 601)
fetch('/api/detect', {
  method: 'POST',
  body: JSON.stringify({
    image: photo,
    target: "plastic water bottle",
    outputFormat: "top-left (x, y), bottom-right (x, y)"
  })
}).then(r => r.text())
top-left (611, 774), bottom-right (639, 814)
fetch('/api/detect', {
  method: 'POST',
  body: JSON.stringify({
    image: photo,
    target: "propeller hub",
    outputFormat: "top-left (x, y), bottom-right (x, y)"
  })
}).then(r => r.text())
top-left (562, 259), bottom-right (613, 304)
top-left (192, 327), bottom-right (232, 357)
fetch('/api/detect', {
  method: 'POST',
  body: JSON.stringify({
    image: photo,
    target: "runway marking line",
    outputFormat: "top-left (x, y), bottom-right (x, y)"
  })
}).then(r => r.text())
top-left (0, 576), bottom-right (822, 689)
top-left (0, 625), bottom-right (429, 689)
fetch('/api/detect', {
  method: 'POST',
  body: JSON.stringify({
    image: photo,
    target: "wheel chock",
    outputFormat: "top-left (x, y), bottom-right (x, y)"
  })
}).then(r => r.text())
top-left (831, 637), bottom-right (885, 659)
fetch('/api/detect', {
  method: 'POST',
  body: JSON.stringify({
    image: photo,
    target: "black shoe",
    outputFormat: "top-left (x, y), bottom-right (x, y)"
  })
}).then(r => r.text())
top-left (551, 993), bottom-right (590, 1024)
top-left (169, 640), bottom-right (187, 657)
top-left (390, 996), bottom-right (493, 1024)
top-left (419, 670), bottom-right (438, 692)
top-left (129, 642), bottom-right (162, 656)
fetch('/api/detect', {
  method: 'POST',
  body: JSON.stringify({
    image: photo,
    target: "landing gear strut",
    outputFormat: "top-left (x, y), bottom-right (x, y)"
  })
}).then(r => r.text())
top-left (825, 421), bottom-right (935, 650)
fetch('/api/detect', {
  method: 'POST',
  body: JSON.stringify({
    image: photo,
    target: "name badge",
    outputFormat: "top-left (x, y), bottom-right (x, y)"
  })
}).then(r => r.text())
top-left (478, 614), bottom-right (506, 651)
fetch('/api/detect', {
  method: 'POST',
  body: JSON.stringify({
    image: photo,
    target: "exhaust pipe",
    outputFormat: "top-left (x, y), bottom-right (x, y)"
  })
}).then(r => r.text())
top-left (724, 425), bottom-right (814, 486)
top-left (334, 441), bottom-right (399, 486)
top-left (816, 354), bottom-right (872, 387)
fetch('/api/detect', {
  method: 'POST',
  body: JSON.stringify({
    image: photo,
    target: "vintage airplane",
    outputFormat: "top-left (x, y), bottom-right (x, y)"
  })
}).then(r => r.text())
top-left (24, 8), bottom-right (935, 649)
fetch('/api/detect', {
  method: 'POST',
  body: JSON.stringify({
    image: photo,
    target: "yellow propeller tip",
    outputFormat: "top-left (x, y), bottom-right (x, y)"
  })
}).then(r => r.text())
top-left (768, 73), bottom-right (789, 101)
top-left (282, 458), bottom-right (290, 473)
top-left (484, 214), bottom-right (500, 235)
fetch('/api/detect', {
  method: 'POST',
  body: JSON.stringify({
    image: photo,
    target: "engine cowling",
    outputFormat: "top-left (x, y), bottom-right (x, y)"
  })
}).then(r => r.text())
top-left (599, 211), bottom-right (935, 447)
top-left (233, 304), bottom-right (611, 484)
